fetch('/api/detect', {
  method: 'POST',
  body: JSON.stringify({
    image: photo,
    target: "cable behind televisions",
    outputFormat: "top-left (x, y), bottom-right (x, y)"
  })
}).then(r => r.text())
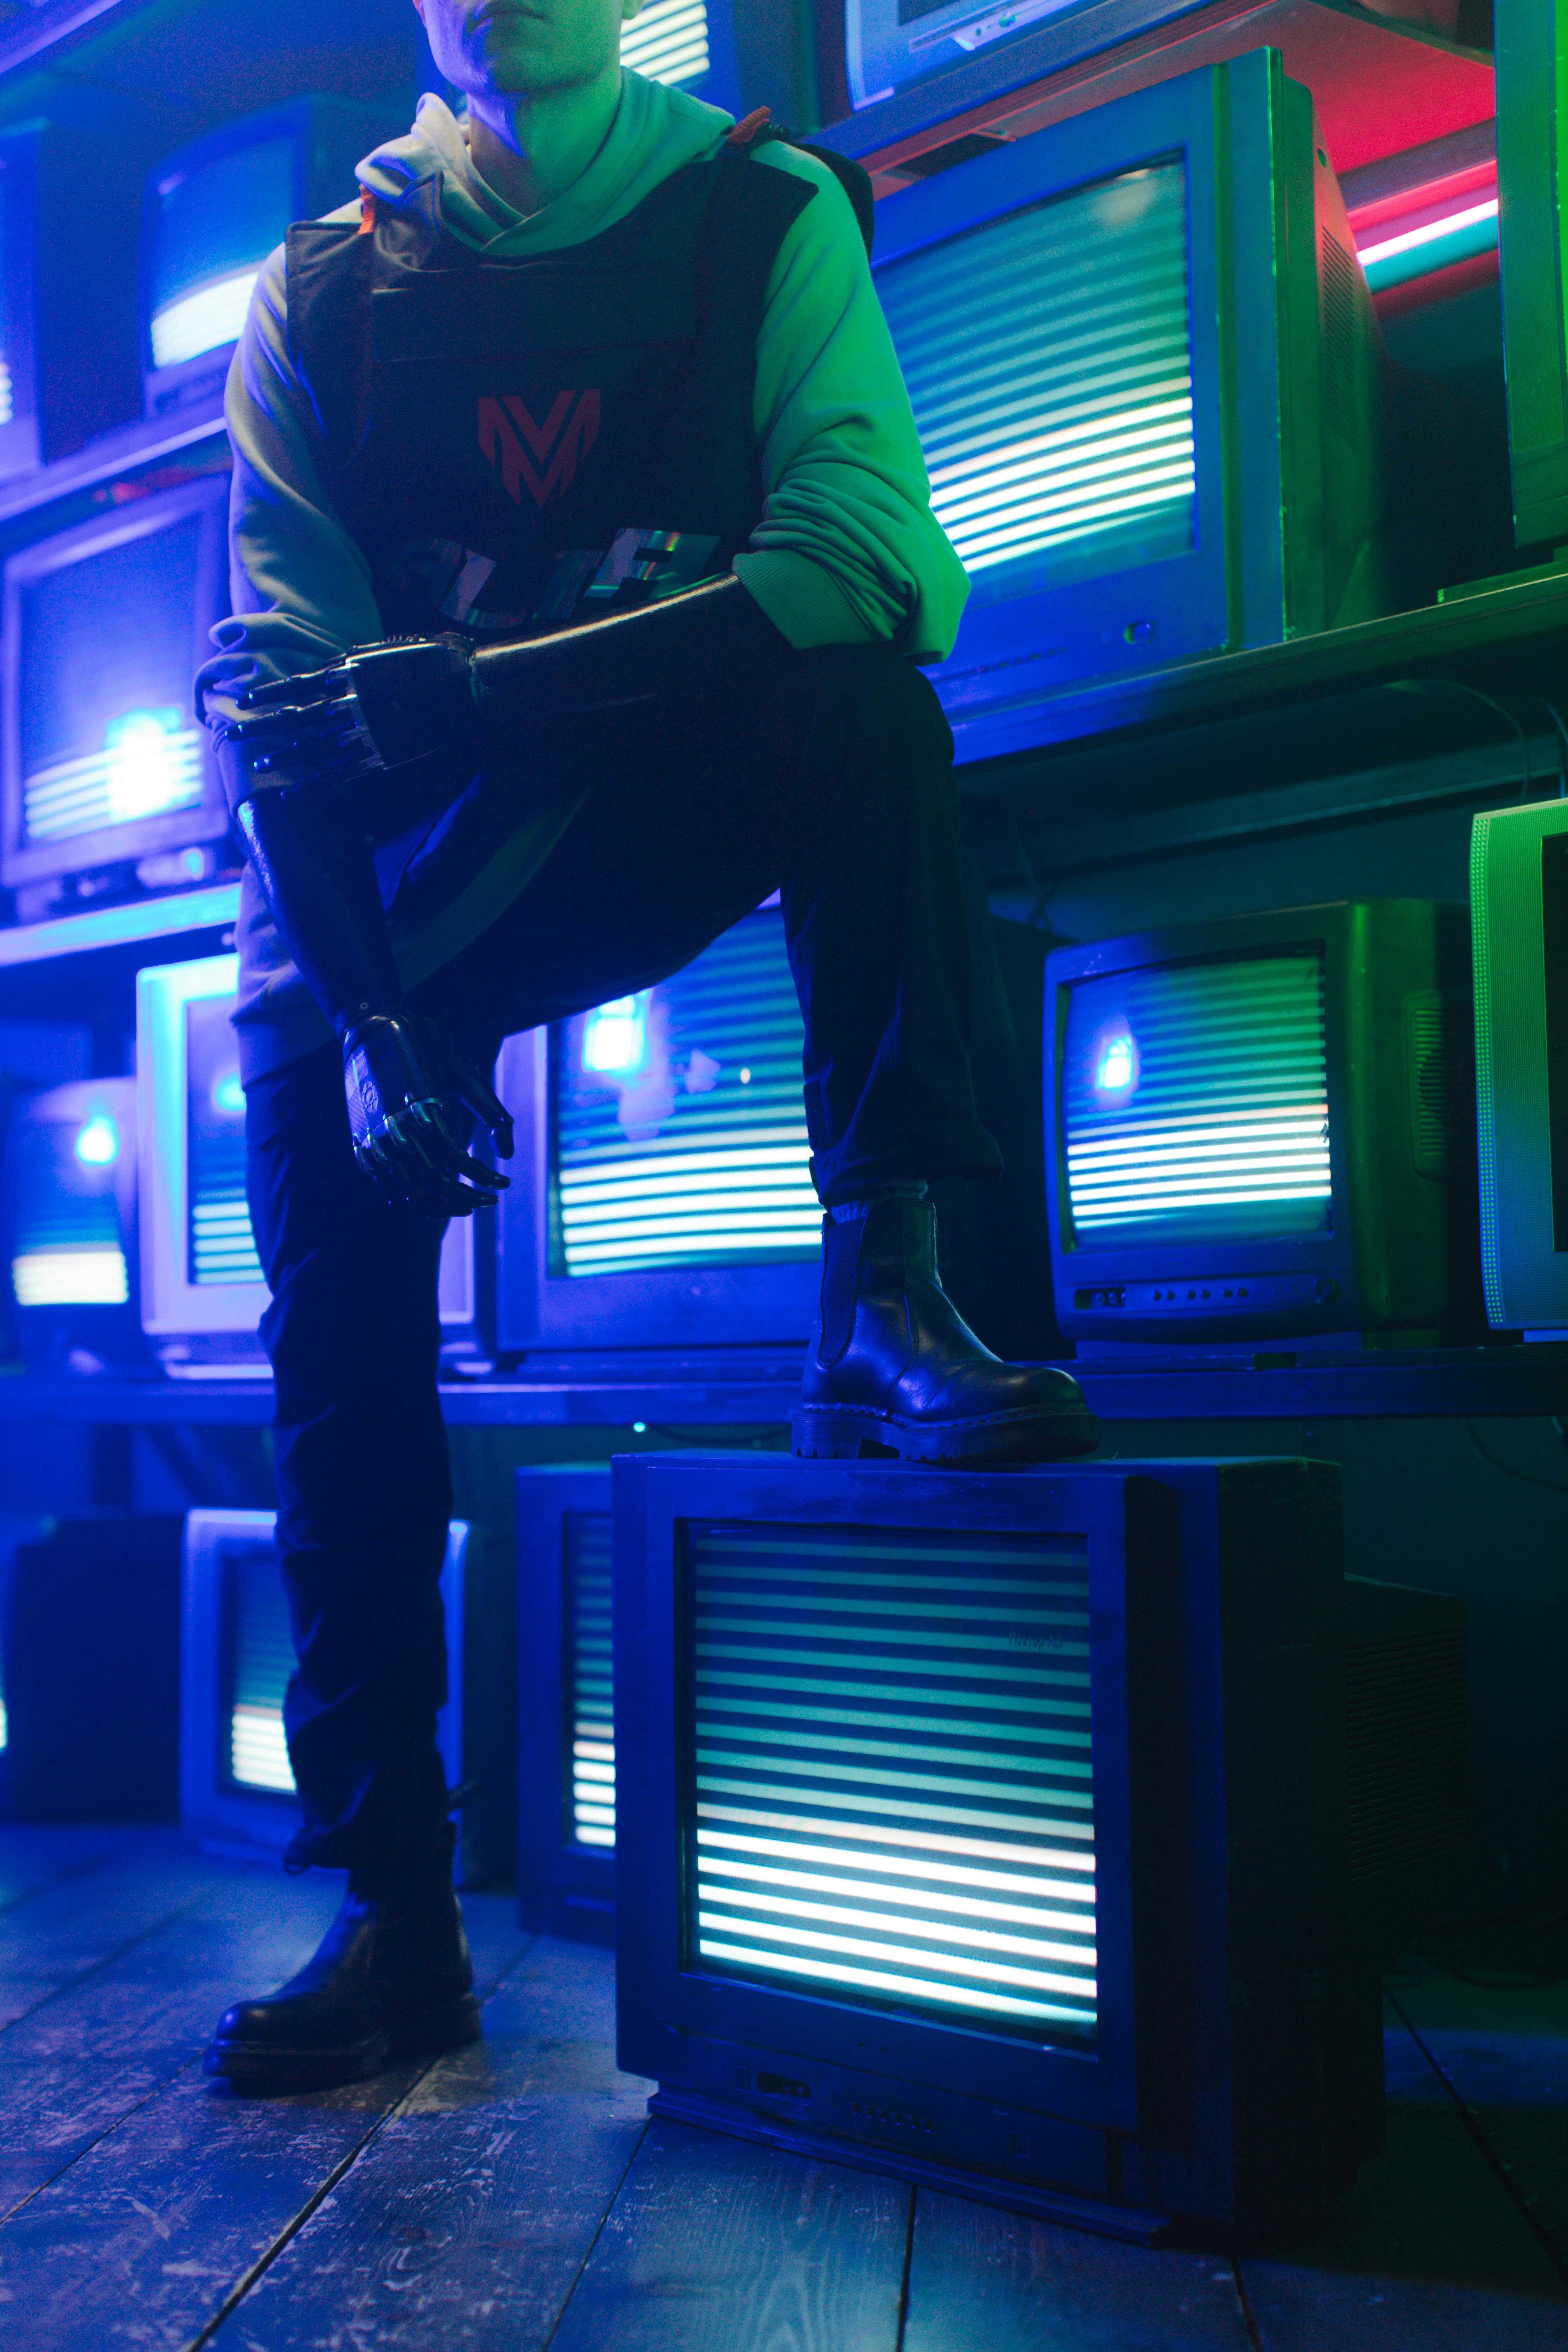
top-left (1465, 1418), bottom-right (1568, 1494)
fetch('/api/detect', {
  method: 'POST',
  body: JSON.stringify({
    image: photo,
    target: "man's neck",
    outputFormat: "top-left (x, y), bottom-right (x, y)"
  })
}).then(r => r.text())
top-left (465, 62), bottom-right (623, 218)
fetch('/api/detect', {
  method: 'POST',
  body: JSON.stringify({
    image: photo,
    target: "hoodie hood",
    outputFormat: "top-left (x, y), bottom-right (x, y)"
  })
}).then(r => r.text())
top-left (353, 73), bottom-right (733, 259)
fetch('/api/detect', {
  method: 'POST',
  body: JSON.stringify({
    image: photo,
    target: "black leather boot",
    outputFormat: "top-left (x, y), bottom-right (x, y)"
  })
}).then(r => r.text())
top-left (793, 1195), bottom-right (1098, 1465)
top-left (203, 1871), bottom-right (481, 2094)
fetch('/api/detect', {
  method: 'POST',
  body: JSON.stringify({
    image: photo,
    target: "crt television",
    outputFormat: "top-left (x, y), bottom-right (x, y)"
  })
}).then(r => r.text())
top-left (516, 1465), bottom-right (615, 1942)
top-left (137, 955), bottom-right (480, 1378)
top-left (871, 50), bottom-right (1390, 763)
top-left (1, 1077), bottom-right (143, 1373)
top-left (180, 1508), bottom-right (469, 1864)
top-left (614, 1448), bottom-right (1397, 2236)
top-left (143, 97), bottom-right (404, 421)
top-left (1, 477), bottom-right (231, 903)
top-left (839, 0), bottom-right (1190, 121)
top-left (1496, 0), bottom-right (1568, 546)
top-left (1044, 902), bottom-right (1478, 1351)
top-left (496, 904), bottom-right (821, 1352)
top-left (1470, 796), bottom-right (1568, 1335)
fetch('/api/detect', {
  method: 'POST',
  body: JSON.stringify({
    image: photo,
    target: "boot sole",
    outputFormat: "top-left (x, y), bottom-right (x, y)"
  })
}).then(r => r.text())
top-left (204, 1994), bottom-right (482, 2095)
top-left (792, 1402), bottom-right (1100, 1466)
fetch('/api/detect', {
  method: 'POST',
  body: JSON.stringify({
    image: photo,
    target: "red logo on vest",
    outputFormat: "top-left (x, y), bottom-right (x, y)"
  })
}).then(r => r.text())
top-left (477, 391), bottom-right (601, 507)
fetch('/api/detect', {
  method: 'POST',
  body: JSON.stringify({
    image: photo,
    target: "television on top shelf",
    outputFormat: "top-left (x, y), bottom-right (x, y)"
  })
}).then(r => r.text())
top-left (137, 954), bottom-right (481, 1379)
top-left (495, 903), bottom-right (822, 1353)
top-left (1043, 901), bottom-right (1480, 1353)
top-left (0, 477), bottom-right (232, 913)
top-left (840, 0), bottom-right (1148, 120)
top-left (870, 49), bottom-right (1392, 763)
top-left (142, 97), bottom-right (405, 422)
top-left (1, 1077), bottom-right (144, 1374)
top-left (1469, 796), bottom-right (1568, 1337)
top-left (615, 1449), bottom-right (1470, 2235)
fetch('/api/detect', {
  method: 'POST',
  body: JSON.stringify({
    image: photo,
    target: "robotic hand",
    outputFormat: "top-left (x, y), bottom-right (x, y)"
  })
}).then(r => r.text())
top-left (222, 574), bottom-right (788, 780)
top-left (344, 1012), bottom-right (513, 1217)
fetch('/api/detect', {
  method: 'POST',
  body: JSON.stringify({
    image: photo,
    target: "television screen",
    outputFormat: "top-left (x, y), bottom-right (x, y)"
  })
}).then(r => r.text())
top-left (1496, 0), bottom-right (1568, 545)
top-left (183, 994), bottom-right (264, 1292)
top-left (844, 0), bottom-right (1107, 117)
top-left (1, 1077), bottom-right (142, 1372)
top-left (871, 52), bottom-right (1387, 762)
top-left (1058, 951), bottom-right (1332, 1252)
top-left (1045, 903), bottom-right (1476, 1349)
top-left (515, 1466), bottom-right (617, 1941)
top-left (498, 904), bottom-right (822, 1349)
top-left (142, 97), bottom-right (406, 420)
top-left (1, 477), bottom-right (230, 896)
top-left (0, 128), bottom-right (37, 478)
top-left (621, 0), bottom-right (741, 109)
top-left (181, 1509), bottom-right (469, 1861)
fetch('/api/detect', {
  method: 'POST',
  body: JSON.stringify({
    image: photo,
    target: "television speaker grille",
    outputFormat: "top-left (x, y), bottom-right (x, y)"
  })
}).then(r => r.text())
top-left (876, 156), bottom-right (1195, 602)
top-left (566, 1510), bottom-right (615, 1850)
top-left (686, 1520), bottom-right (1098, 2043)
top-left (1061, 951), bottom-right (1332, 1246)
top-left (553, 908), bottom-right (818, 1279)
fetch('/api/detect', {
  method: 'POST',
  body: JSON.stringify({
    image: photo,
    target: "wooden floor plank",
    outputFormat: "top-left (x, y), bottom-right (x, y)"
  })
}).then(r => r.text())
top-left (0, 1867), bottom-right (344, 2218)
top-left (903, 2190), bottom-right (1253, 2351)
top-left (211, 1938), bottom-right (650, 2350)
top-left (1241, 2015), bottom-right (1568, 2352)
top-left (0, 1831), bottom-right (230, 2031)
top-left (0, 1825), bottom-right (146, 1920)
top-left (0, 1882), bottom-right (531, 2351)
top-left (1393, 1971), bottom-right (1568, 2282)
top-left (547, 2115), bottom-right (911, 2352)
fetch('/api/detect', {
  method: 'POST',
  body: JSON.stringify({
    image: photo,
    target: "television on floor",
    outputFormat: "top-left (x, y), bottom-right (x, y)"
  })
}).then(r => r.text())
top-left (516, 1464), bottom-right (615, 1942)
top-left (1469, 796), bottom-right (1568, 1335)
top-left (870, 49), bottom-right (1391, 762)
top-left (142, 96), bottom-right (404, 421)
top-left (1, 478), bottom-right (232, 909)
top-left (137, 954), bottom-right (481, 1378)
top-left (1495, 0), bottom-right (1568, 546)
top-left (613, 1448), bottom-right (1456, 2235)
top-left (1, 1077), bottom-right (144, 1374)
top-left (1044, 901), bottom-right (1479, 1351)
top-left (496, 904), bottom-right (821, 1353)
top-left (180, 1508), bottom-right (469, 1865)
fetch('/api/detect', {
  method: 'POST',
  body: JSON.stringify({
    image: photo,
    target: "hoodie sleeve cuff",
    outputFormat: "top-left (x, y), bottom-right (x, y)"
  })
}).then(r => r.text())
top-left (732, 550), bottom-right (883, 651)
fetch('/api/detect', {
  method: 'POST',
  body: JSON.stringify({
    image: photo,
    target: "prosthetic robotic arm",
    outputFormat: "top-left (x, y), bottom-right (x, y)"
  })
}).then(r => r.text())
top-left (222, 755), bottom-right (512, 1218)
top-left (223, 573), bottom-right (789, 784)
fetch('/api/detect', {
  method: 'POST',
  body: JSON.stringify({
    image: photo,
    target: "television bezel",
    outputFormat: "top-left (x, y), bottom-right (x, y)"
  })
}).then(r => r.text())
top-left (615, 1451), bottom-right (1139, 2132)
top-left (0, 125), bottom-right (40, 481)
top-left (515, 1464), bottom-right (616, 1941)
top-left (180, 1507), bottom-right (469, 1861)
top-left (1, 476), bottom-right (231, 890)
top-left (833, 0), bottom-right (1199, 136)
top-left (1043, 901), bottom-right (1464, 1346)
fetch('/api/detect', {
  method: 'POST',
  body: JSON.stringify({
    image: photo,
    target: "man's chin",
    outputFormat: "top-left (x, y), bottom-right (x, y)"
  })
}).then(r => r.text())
top-left (464, 30), bottom-right (606, 95)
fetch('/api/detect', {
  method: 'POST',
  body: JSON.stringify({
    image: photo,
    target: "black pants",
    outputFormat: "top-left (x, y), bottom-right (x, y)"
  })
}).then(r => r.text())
top-left (244, 646), bottom-right (999, 1878)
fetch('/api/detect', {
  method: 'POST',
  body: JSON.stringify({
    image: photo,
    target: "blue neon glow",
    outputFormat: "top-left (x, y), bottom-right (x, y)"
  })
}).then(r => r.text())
top-left (581, 996), bottom-right (649, 1076)
top-left (73, 1114), bottom-right (120, 1168)
top-left (211, 1070), bottom-right (245, 1117)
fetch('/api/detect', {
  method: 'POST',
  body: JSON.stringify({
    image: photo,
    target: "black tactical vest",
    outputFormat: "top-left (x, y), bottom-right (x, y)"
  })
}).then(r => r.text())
top-left (284, 137), bottom-right (853, 642)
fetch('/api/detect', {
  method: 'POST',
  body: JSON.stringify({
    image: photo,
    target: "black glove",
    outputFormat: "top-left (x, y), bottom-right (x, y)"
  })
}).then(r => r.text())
top-left (344, 1013), bottom-right (513, 1217)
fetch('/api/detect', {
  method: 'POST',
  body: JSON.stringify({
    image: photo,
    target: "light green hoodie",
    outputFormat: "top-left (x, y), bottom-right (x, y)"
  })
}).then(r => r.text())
top-left (202, 71), bottom-right (971, 1078)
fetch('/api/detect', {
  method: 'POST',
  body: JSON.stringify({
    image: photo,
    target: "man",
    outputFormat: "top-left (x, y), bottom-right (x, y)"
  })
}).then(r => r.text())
top-left (200, 0), bottom-right (1096, 2094)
